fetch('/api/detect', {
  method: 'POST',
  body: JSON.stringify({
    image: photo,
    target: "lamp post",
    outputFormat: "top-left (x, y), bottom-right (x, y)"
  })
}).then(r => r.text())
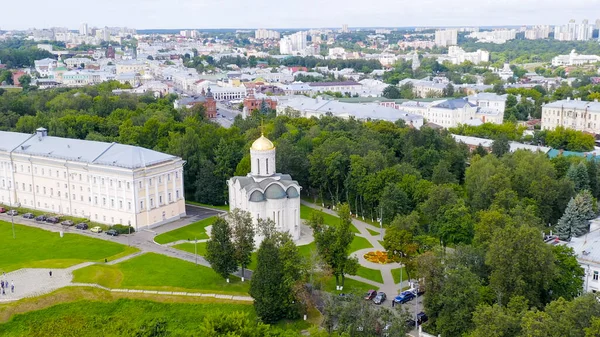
top-left (414, 281), bottom-right (419, 330)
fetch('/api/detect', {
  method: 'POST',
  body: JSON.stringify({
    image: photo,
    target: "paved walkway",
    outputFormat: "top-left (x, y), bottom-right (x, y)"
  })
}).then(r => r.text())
top-left (300, 200), bottom-right (410, 296)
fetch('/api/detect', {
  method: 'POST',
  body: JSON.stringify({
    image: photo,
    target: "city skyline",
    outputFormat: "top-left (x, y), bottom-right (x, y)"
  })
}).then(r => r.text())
top-left (1, 0), bottom-right (598, 30)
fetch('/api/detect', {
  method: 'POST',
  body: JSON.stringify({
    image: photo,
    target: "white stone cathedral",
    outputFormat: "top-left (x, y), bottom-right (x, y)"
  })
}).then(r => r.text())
top-left (227, 134), bottom-right (302, 242)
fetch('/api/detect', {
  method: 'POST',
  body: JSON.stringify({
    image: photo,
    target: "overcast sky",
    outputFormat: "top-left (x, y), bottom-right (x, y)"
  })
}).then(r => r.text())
top-left (2, 0), bottom-right (599, 30)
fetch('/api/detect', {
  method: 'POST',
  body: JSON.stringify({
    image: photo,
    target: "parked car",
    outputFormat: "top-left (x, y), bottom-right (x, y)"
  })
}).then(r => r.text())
top-left (406, 312), bottom-right (428, 327)
top-left (7, 210), bottom-right (18, 216)
top-left (106, 229), bottom-right (119, 236)
top-left (61, 220), bottom-right (74, 226)
top-left (45, 217), bottom-right (60, 224)
top-left (364, 290), bottom-right (377, 300)
top-left (394, 291), bottom-right (416, 304)
top-left (35, 215), bottom-right (47, 222)
top-left (373, 291), bottom-right (387, 305)
top-left (0, 207), bottom-right (6, 213)
top-left (75, 223), bottom-right (88, 230)
top-left (90, 226), bottom-right (103, 233)
top-left (22, 213), bottom-right (34, 219)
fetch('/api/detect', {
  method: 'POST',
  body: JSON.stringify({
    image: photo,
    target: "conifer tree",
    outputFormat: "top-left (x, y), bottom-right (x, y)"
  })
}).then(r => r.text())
top-left (556, 190), bottom-right (596, 240)
top-left (205, 217), bottom-right (237, 280)
top-left (566, 162), bottom-right (590, 193)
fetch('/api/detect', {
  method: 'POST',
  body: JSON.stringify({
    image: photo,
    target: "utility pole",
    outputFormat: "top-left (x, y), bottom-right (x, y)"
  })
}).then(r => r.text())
top-left (379, 205), bottom-right (383, 241)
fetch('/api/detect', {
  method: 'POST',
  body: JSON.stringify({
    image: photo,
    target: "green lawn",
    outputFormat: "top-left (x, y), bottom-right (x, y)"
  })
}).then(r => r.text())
top-left (72, 252), bottom-right (250, 295)
top-left (391, 267), bottom-right (409, 284)
top-left (0, 296), bottom-right (257, 337)
top-left (349, 236), bottom-right (373, 253)
top-left (174, 242), bottom-right (258, 271)
top-left (154, 217), bottom-right (216, 244)
top-left (186, 201), bottom-right (229, 211)
top-left (0, 221), bottom-right (135, 272)
top-left (324, 277), bottom-right (376, 295)
top-left (366, 228), bottom-right (380, 236)
top-left (355, 266), bottom-right (383, 284)
top-left (300, 204), bottom-right (360, 233)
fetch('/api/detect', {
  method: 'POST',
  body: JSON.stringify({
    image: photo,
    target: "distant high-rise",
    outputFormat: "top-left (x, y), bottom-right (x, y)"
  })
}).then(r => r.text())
top-left (255, 29), bottom-right (280, 40)
top-left (341, 24), bottom-right (349, 33)
top-left (434, 29), bottom-right (458, 47)
top-left (279, 31), bottom-right (308, 55)
top-left (555, 19), bottom-right (594, 41)
top-left (79, 23), bottom-right (88, 36)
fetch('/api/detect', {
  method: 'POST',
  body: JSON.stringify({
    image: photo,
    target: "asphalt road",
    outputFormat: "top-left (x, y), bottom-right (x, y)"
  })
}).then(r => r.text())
top-left (214, 102), bottom-right (242, 128)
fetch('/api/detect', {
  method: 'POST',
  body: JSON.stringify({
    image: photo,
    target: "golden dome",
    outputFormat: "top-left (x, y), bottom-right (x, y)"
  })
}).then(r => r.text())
top-left (251, 134), bottom-right (275, 151)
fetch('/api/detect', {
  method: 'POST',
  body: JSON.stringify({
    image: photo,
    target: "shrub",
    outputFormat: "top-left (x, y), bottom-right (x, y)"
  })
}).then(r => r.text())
top-left (111, 224), bottom-right (135, 234)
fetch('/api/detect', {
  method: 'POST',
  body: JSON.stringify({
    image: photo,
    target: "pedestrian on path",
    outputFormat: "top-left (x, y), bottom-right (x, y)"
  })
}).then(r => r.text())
top-left (392, 300), bottom-right (395, 308)
top-left (49, 270), bottom-right (52, 277)
top-left (11, 281), bottom-right (14, 293)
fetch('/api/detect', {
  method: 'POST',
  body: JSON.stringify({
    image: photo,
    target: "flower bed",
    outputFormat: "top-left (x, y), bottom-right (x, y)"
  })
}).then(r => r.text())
top-left (363, 251), bottom-right (393, 264)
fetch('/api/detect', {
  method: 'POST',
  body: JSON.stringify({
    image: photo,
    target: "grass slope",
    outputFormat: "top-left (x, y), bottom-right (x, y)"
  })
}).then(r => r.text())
top-left (0, 291), bottom-right (256, 337)
top-left (72, 253), bottom-right (249, 295)
top-left (154, 216), bottom-right (216, 244)
top-left (186, 201), bottom-right (229, 211)
top-left (349, 236), bottom-right (373, 252)
top-left (391, 267), bottom-right (409, 284)
top-left (0, 221), bottom-right (132, 272)
top-left (355, 266), bottom-right (384, 284)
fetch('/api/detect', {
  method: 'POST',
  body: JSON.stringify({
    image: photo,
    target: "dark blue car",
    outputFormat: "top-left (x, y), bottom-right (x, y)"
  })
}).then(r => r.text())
top-left (394, 291), bottom-right (416, 304)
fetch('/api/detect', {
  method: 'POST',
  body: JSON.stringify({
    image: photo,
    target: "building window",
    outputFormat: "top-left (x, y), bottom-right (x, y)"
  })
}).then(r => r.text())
top-left (127, 182), bottom-right (130, 189)
top-left (139, 181), bottom-right (142, 189)
top-left (81, 196), bottom-right (84, 201)
top-left (176, 190), bottom-right (179, 199)
top-left (266, 158), bottom-right (269, 174)
top-left (94, 177), bottom-right (96, 184)
top-left (36, 185), bottom-right (39, 193)
top-left (50, 188), bottom-right (53, 196)
top-left (20, 165), bottom-right (23, 172)
top-left (168, 174), bottom-right (171, 181)
top-left (103, 198), bottom-right (106, 206)
top-left (22, 183), bottom-right (25, 190)
top-left (56, 170), bottom-right (59, 177)
top-left (118, 181), bottom-right (122, 188)
top-left (58, 191), bottom-right (61, 197)
top-left (110, 180), bottom-right (112, 187)
top-left (41, 168), bottom-right (44, 175)
top-left (175, 171), bottom-right (178, 179)
top-left (95, 196), bottom-right (98, 205)
top-left (43, 187), bottom-right (46, 194)
top-left (64, 172), bottom-right (67, 179)
top-left (149, 178), bottom-right (152, 186)
top-left (159, 176), bottom-right (162, 183)
top-left (168, 193), bottom-right (172, 202)
top-left (73, 194), bottom-right (76, 200)
top-left (159, 196), bottom-right (162, 204)
top-left (594, 271), bottom-right (599, 281)
top-left (119, 200), bottom-right (123, 209)
top-left (79, 174), bottom-right (82, 181)
top-left (257, 159), bottom-right (260, 174)
top-left (128, 202), bottom-right (131, 210)
top-left (111, 199), bottom-right (114, 207)
top-left (140, 201), bottom-right (144, 210)
top-left (102, 178), bottom-right (104, 185)
top-left (150, 198), bottom-right (154, 207)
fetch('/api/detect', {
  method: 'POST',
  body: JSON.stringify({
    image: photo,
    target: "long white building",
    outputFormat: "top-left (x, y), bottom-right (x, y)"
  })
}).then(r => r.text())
top-left (551, 50), bottom-right (600, 66)
top-left (0, 128), bottom-right (186, 230)
top-left (542, 98), bottom-right (600, 133)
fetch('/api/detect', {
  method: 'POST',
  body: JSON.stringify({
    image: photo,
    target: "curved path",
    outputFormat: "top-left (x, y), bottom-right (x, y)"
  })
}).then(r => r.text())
top-left (300, 200), bottom-right (411, 296)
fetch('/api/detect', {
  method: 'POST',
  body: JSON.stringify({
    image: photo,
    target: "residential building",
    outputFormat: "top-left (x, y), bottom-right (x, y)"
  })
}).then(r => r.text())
top-left (255, 29), bottom-right (280, 40)
top-left (79, 23), bottom-right (88, 36)
top-left (564, 220), bottom-right (600, 293)
top-left (0, 128), bottom-right (186, 230)
top-left (399, 97), bottom-right (504, 127)
top-left (228, 134), bottom-right (301, 244)
top-left (541, 98), bottom-right (600, 133)
top-left (552, 50), bottom-right (600, 66)
top-left (524, 25), bottom-right (551, 40)
top-left (341, 24), bottom-right (349, 33)
top-left (467, 29), bottom-right (517, 44)
top-left (467, 93), bottom-right (509, 114)
top-left (243, 91), bottom-right (277, 112)
top-left (116, 60), bottom-right (147, 75)
top-left (276, 96), bottom-right (424, 127)
top-left (173, 88), bottom-right (217, 117)
top-left (308, 81), bottom-right (363, 96)
top-left (279, 31), bottom-right (307, 55)
top-left (34, 58), bottom-right (58, 77)
top-left (438, 46), bottom-right (489, 65)
top-left (451, 134), bottom-right (551, 153)
top-left (434, 29), bottom-right (458, 47)
top-left (64, 57), bottom-right (94, 69)
top-left (555, 19), bottom-right (595, 41)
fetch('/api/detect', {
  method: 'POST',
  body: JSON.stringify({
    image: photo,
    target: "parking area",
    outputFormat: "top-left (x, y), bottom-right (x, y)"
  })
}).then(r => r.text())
top-left (185, 204), bottom-right (222, 219)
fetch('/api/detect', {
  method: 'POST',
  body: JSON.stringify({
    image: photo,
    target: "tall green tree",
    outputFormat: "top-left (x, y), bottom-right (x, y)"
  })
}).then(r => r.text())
top-left (229, 209), bottom-right (255, 281)
top-left (249, 236), bottom-right (287, 323)
top-left (310, 204), bottom-right (359, 289)
top-left (205, 217), bottom-right (237, 280)
top-left (550, 245), bottom-right (584, 301)
top-left (382, 85), bottom-right (401, 99)
top-left (491, 135), bottom-right (510, 157)
top-left (556, 190), bottom-right (595, 240)
top-left (486, 224), bottom-right (555, 308)
top-left (567, 162), bottom-right (591, 193)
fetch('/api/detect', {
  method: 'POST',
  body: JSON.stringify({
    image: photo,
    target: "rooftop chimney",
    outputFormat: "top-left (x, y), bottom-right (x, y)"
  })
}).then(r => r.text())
top-left (36, 127), bottom-right (48, 139)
